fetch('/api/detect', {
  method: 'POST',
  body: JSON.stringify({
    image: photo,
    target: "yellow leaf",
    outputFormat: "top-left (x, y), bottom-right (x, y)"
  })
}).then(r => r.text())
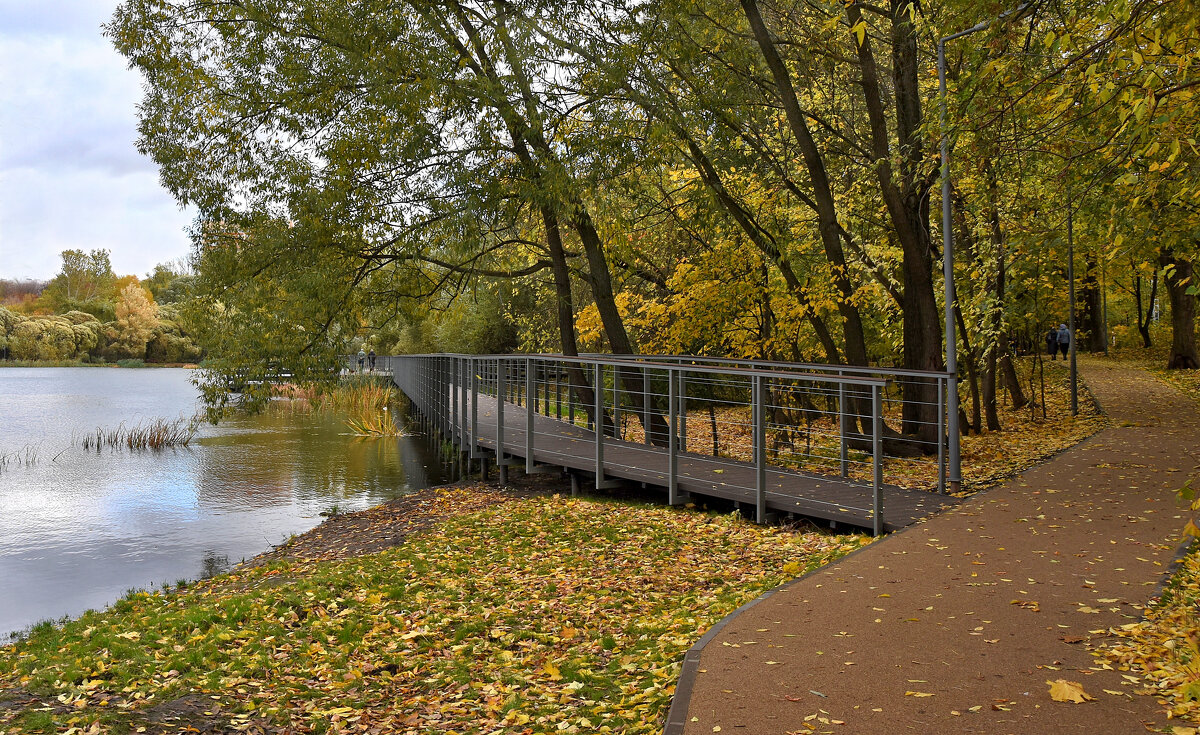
top-left (1047, 679), bottom-right (1094, 703)
top-left (904, 691), bottom-right (934, 697)
top-left (115, 631), bottom-right (140, 640)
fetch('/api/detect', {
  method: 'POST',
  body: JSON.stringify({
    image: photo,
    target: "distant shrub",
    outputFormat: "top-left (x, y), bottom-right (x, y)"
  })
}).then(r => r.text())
top-left (116, 358), bottom-right (146, 368)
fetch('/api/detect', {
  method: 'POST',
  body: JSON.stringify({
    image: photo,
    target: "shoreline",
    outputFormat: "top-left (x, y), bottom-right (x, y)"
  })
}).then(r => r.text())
top-left (0, 362), bottom-right (199, 369)
top-left (237, 472), bottom-right (570, 569)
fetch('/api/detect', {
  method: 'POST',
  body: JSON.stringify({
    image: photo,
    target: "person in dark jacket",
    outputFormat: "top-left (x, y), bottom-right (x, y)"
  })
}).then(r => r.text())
top-left (1056, 323), bottom-right (1071, 360)
top-left (1046, 327), bottom-right (1058, 359)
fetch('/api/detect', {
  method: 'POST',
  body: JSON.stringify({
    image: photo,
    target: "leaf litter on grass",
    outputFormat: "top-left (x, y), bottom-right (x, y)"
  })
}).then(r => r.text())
top-left (0, 492), bottom-right (868, 734)
top-left (1091, 540), bottom-right (1200, 726)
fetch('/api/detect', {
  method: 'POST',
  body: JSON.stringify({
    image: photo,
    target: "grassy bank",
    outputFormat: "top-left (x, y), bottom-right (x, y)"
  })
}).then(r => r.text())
top-left (0, 489), bottom-right (867, 734)
top-left (1093, 540), bottom-right (1200, 726)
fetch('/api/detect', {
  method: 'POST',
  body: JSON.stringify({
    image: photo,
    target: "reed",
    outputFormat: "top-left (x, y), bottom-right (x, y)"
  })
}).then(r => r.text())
top-left (316, 380), bottom-right (396, 414)
top-left (0, 445), bottom-right (39, 473)
top-left (344, 405), bottom-right (408, 437)
top-left (78, 416), bottom-right (199, 451)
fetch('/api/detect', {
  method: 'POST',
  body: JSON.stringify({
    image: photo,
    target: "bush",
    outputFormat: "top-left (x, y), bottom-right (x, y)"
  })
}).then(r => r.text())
top-left (116, 358), bottom-right (147, 368)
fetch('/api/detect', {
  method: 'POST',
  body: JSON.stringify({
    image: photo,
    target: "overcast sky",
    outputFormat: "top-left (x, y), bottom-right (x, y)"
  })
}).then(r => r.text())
top-left (0, 1), bottom-right (194, 282)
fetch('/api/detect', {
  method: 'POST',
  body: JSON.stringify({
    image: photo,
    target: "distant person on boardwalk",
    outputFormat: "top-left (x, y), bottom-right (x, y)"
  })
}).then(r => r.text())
top-left (1056, 323), bottom-right (1071, 360)
top-left (368, 349), bottom-right (376, 372)
top-left (1046, 327), bottom-right (1058, 359)
top-left (357, 348), bottom-right (366, 373)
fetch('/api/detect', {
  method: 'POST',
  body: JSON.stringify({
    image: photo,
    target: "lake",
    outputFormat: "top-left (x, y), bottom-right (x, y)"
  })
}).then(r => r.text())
top-left (0, 367), bottom-right (446, 637)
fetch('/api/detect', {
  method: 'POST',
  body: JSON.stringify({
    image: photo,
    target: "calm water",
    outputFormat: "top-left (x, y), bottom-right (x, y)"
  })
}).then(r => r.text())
top-left (0, 367), bottom-right (446, 636)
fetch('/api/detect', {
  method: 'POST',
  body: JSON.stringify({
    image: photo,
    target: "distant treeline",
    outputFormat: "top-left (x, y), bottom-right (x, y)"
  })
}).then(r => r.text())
top-left (0, 250), bottom-right (202, 364)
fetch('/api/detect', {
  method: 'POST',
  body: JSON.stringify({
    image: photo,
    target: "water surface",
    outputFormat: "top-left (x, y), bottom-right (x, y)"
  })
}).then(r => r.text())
top-left (0, 367), bottom-right (444, 636)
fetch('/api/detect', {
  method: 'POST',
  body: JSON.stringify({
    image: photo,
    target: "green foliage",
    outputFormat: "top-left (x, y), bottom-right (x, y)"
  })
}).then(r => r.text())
top-left (39, 249), bottom-right (116, 314)
top-left (103, 0), bottom-right (1200, 415)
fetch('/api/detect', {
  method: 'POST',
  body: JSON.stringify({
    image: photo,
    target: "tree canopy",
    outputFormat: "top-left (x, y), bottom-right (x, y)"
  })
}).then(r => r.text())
top-left (107, 0), bottom-right (1200, 420)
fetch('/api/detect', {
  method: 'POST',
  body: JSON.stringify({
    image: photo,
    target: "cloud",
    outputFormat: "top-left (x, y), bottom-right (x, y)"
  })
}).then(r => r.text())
top-left (0, 166), bottom-right (193, 281)
top-left (0, 35), bottom-right (150, 176)
top-left (0, 1), bottom-right (193, 280)
top-left (0, 1), bottom-right (114, 39)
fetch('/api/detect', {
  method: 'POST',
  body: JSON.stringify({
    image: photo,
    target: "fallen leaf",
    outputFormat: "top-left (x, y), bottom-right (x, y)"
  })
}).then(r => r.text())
top-left (1048, 679), bottom-right (1094, 703)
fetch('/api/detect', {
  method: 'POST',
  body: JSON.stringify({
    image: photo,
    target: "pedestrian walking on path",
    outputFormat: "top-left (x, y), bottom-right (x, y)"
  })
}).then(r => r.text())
top-left (670, 358), bottom-right (1200, 735)
top-left (1056, 323), bottom-right (1071, 360)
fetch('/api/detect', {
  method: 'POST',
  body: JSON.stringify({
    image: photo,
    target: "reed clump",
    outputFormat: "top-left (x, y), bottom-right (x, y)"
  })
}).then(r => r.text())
top-left (344, 405), bottom-right (407, 437)
top-left (78, 416), bottom-right (199, 451)
top-left (315, 381), bottom-right (395, 414)
top-left (0, 445), bottom-right (39, 472)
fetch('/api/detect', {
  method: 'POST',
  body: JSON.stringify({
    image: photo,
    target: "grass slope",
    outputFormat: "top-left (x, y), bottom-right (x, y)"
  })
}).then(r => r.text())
top-left (0, 492), bottom-right (867, 734)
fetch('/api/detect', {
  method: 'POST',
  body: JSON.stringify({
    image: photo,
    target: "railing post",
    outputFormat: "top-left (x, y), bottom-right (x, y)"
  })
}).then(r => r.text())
top-left (526, 357), bottom-right (535, 473)
top-left (872, 384), bottom-right (883, 537)
top-left (754, 374), bottom-right (766, 524)
top-left (470, 357), bottom-right (478, 459)
top-left (678, 371), bottom-right (687, 452)
top-left (643, 365), bottom-right (651, 445)
top-left (839, 371), bottom-right (848, 477)
top-left (497, 359), bottom-right (507, 485)
top-left (460, 357), bottom-right (468, 450)
top-left (611, 366), bottom-right (620, 439)
top-left (568, 367), bottom-right (576, 426)
top-left (668, 366), bottom-right (679, 505)
top-left (937, 376), bottom-right (946, 494)
top-left (555, 365), bottom-right (562, 419)
top-left (595, 362), bottom-right (605, 488)
top-left (451, 357), bottom-right (459, 447)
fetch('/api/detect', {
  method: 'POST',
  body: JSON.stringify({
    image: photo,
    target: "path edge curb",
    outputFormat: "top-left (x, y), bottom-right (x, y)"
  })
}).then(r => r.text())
top-left (661, 521), bottom-right (917, 734)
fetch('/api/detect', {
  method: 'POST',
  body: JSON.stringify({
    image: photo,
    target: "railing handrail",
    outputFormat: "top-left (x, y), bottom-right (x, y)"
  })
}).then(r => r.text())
top-left (580, 352), bottom-right (953, 380)
top-left (379, 353), bottom-right (891, 388)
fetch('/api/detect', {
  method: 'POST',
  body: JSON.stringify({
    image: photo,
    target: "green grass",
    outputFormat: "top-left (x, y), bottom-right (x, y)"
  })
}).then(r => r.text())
top-left (0, 493), bottom-right (867, 734)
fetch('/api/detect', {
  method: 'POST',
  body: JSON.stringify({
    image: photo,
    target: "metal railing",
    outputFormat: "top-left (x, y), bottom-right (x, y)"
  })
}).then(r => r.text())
top-left (582, 353), bottom-right (958, 492)
top-left (375, 353), bottom-right (961, 536)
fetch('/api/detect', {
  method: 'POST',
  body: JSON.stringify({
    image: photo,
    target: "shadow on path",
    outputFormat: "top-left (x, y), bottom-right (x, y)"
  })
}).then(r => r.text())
top-left (672, 357), bottom-right (1200, 734)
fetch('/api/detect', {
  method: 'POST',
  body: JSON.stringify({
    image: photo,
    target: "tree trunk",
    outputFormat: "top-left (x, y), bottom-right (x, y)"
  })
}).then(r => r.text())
top-left (571, 211), bottom-right (672, 445)
top-left (999, 334), bottom-right (1028, 410)
top-left (1134, 270), bottom-right (1158, 349)
top-left (844, 2), bottom-right (943, 443)
top-left (741, 0), bottom-right (869, 369)
top-left (1161, 249), bottom-right (1199, 369)
top-left (1079, 253), bottom-right (1105, 351)
top-left (542, 206), bottom-right (609, 433)
top-left (955, 304), bottom-right (980, 434)
top-left (982, 347), bottom-right (1000, 431)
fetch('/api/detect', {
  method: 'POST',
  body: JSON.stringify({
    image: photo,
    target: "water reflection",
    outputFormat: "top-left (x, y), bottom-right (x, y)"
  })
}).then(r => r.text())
top-left (0, 368), bottom-right (445, 636)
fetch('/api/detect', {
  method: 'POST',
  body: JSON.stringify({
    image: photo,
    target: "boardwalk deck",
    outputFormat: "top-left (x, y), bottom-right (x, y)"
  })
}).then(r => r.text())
top-left (461, 393), bottom-right (957, 533)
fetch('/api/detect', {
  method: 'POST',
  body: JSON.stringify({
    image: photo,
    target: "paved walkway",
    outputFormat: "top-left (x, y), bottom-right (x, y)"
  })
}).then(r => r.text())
top-left (671, 359), bottom-right (1200, 734)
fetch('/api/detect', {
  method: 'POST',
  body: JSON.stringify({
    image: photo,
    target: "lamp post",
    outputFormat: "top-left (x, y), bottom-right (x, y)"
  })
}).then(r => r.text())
top-left (1067, 200), bottom-right (1079, 415)
top-left (937, 5), bottom-right (1027, 492)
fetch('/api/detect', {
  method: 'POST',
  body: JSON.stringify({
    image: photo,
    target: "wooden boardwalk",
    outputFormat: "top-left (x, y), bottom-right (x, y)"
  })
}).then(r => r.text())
top-left (464, 393), bottom-right (957, 533)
